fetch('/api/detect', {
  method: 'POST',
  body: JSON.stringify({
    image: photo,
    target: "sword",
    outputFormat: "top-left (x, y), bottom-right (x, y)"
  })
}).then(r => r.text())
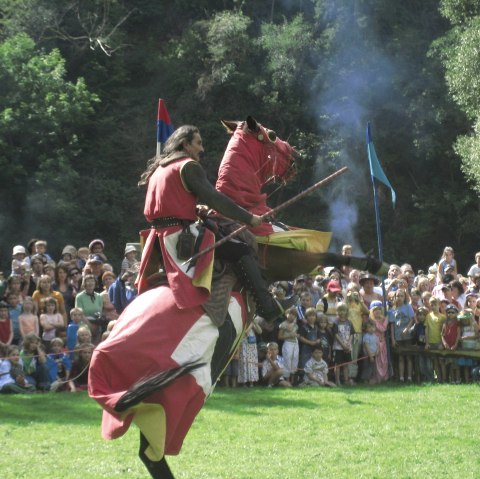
top-left (181, 166), bottom-right (348, 266)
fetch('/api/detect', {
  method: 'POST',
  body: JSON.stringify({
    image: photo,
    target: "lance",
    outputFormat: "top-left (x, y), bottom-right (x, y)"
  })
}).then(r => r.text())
top-left (181, 166), bottom-right (348, 266)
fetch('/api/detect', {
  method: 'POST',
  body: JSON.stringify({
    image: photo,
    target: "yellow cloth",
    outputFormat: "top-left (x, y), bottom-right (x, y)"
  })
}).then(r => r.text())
top-left (132, 403), bottom-right (167, 461)
top-left (256, 228), bottom-right (331, 253)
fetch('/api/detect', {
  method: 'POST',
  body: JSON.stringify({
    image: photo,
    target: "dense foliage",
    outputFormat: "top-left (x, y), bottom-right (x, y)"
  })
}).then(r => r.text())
top-left (0, 0), bottom-right (479, 272)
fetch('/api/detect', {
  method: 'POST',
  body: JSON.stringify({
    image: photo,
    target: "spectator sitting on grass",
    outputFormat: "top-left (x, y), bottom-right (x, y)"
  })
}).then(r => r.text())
top-left (20, 333), bottom-right (50, 391)
top-left (261, 342), bottom-right (291, 388)
top-left (302, 346), bottom-right (336, 387)
top-left (47, 337), bottom-right (75, 392)
top-left (70, 342), bottom-right (94, 391)
top-left (0, 344), bottom-right (36, 394)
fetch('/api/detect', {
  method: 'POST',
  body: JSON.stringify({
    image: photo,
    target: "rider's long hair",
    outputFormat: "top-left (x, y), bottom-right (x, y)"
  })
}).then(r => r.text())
top-left (138, 125), bottom-right (199, 186)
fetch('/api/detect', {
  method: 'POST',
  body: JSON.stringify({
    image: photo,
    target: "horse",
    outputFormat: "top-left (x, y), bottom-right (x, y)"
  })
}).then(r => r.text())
top-left (89, 116), bottom-right (388, 479)
top-left (89, 283), bottom-right (252, 479)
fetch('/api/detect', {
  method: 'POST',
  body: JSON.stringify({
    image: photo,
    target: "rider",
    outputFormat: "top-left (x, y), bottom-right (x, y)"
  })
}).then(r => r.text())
top-left (137, 124), bottom-right (293, 322)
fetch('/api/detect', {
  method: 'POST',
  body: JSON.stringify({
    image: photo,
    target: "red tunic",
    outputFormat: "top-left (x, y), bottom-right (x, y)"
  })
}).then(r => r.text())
top-left (443, 320), bottom-right (459, 348)
top-left (137, 158), bottom-right (215, 309)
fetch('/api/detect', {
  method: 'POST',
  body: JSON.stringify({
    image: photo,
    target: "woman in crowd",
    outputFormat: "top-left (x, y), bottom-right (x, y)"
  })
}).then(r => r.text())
top-left (32, 275), bottom-right (67, 324)
top-left (53, 265), bottom-right (77, 320)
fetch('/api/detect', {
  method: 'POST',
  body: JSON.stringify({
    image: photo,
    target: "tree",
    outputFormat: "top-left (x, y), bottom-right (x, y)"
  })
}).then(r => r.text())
top-left (435, 2), bottom-right (480, 194)
top-left (0, 33), bottom-right (98, 254)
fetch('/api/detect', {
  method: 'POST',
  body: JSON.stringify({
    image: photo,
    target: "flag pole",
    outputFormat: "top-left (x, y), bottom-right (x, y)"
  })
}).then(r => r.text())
top-left (367, 122), bottom-right (395, 378)
top-left (371, 169), bottom-right (384, 263)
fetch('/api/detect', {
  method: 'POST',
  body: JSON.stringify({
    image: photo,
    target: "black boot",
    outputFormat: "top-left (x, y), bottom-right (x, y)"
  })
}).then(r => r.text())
top-left (234, 255), bottom-right (296, 322)
top-left (139, 433), bottom-right (175, 479)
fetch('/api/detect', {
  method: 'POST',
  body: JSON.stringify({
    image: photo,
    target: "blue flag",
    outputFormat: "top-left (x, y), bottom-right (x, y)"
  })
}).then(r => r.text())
top-left (157, 98), bottom-right (174, 144)
top-left (367, 123), bottom-right (396, 207)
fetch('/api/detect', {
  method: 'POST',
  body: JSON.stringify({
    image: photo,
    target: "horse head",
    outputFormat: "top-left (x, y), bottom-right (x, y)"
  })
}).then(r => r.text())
top-left (221, 116), bottom-right (299, 185)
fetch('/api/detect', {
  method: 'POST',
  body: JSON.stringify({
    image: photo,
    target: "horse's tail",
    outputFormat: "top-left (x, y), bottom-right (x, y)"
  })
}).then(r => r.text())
top-left (114, 361), bottom-right (205, 413)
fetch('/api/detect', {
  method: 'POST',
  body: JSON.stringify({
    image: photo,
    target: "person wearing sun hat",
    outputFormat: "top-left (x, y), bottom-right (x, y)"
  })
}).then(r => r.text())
top-left (121, 244), bottom-right (140, 276)
top-left (88, 239), bottom-right (108, 263)
top-left (11, 245), bottom-right (29, 275)
top-left (359, 273), bottom-right (382, 308)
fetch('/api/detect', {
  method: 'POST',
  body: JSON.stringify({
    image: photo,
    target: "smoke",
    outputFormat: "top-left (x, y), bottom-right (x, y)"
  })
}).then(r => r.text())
top-left (310, 4), bottom-right (395, 256)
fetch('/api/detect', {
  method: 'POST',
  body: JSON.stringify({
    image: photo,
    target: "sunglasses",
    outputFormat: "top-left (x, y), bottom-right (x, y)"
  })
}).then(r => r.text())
top-left (446, 311), bottom-right (457, 314)
top-left (70, 271), bottom-right (80, 276)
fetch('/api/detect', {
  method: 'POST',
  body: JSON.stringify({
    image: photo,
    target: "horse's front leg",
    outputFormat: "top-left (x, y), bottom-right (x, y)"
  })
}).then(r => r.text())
top-left (139, 433), bottom-right (175, 479)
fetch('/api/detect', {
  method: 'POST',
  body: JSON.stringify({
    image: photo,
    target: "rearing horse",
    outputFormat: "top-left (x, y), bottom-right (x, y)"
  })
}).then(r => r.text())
top-left (216, 116), bottom-right (388, 279)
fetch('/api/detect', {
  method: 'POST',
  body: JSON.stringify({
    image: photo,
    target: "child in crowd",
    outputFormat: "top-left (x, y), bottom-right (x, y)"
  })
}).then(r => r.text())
top-left (238, 320), bottom-right (262, 387)
top-left (77, 246), bottom-right (90, 270)
top-left (437, 246), bottom-right (457, 284)
top-left (278, 307), bottom-right (299, 384)
top-left (6, 292), bottom-right (22, 345)
top-left (261, 342), bottom-right (291, 387)
top-left (426, 297), bottom-right (446, 382)
top-left (409, 288), bottom-right (422, 313)
top-left (317, 314), bottom-right (333, 366)
top-left (466, 252), bottom-right (480, 279)
top-left (76, 325), bottom-right (93, 348)
top-left (67, 307), bottom-right (86, 355)
top-left (18, 297), bottom-right (39, 340)
top-left (59, 245), bottom-right (77, 269)
top-left (47, 337), bottom-right (75, 392)
top-left (412, 307), bottom-right (433, 382)
top-left (302, 347), bottom-right (336, 387)
top-left (389, 289), bottom-right (415, 382)
top-left (89, 239), bottom-right (108, 263)
top-left (0, 301), bottom-right (13, 345)
top-left (421, 291), bottom-right (432, 310)
top-left (296, 291), bottom-right (313, 324)
top-left (369, 301), bottom-right (389, 383)
top-left (11, 245), bottom-right (28, 274)
top-left (20, 333), bottom-right (50, 391)
top-left (121, 245), bottom-right (140, 276)
top-left (34, 240), bottom-right (53, 262)
top-left (317, 279), bottom-right (343, 327)
top-left (39, 297), bottom-right (64, 350)
top-left (345, 288), bottom-right (368, 381)
top-left (332, 302), bottom-right (354, 386)
top-left (0, 344), bottom-right (36, 393)
top-left (361, 320), bottom-right (379, 384)
top-left (70, 342), bottom-right (94, 391)
top-left (298, 307), bottom-right (320, 371)
top-left (457, 309), bottom-right (478, 383)
top-left (441, 304), bottom-right (461, 383)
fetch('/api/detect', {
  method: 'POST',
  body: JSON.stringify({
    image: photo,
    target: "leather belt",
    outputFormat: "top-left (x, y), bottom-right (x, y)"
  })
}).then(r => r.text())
top-left (150, 217), bottom-right (192, 228)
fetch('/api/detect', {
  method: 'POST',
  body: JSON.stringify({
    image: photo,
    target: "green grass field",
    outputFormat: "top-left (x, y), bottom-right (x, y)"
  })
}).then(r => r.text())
top-left (1, 384), bottom-right (478, 478)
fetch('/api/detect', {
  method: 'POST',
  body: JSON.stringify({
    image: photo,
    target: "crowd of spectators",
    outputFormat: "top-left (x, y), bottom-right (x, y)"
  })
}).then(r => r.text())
top-left (0, 238), bottom-right (139, 393)
top-left (1, 239), bottom-right (479, 394)
top-left (224, 245), bottom-right (480, 388)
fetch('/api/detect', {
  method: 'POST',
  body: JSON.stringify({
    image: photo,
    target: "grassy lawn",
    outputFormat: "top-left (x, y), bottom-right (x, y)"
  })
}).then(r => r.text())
top-left (0, 384), bottom-right (478, 478)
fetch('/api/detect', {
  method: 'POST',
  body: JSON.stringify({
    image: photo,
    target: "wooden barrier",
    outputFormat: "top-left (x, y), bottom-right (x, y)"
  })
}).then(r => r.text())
top-left (395, 345), bottom-right (480, 360)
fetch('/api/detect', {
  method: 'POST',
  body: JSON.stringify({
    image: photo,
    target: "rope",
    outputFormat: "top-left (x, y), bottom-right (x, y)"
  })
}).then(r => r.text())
top-left (232, 352), bottom-right (370, 371)
top-left (0, 345), bottom-right (92, 388)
